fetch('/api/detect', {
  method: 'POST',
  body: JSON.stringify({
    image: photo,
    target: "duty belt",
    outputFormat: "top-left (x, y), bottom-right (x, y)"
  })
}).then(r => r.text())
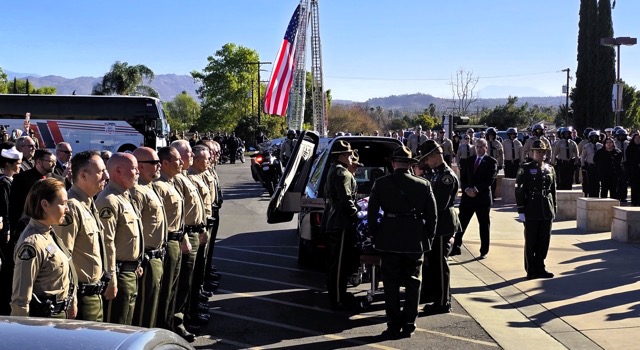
top-left (145, 247), bottom-right (166, 259)
top-left (116, 260), bottom-right (140, 273)
top-left (529, 189), bottom-right (550, 197)
top-left (78, 281), bottom-right (105, 297)
top-left (50, 299), bottom-right (69, 315)
top-left (384, 212), bottom-right (421, 219)
top-left (168, 230), bottom-right (184, 241)
top-left (185, 224), bottom-right (205, 234)
top-left (505, 159), bottom-right (520, 163)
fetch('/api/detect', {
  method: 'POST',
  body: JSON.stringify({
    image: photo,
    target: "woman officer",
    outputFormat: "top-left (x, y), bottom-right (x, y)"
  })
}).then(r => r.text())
top-left (11, 178), bottom-right (77, 318)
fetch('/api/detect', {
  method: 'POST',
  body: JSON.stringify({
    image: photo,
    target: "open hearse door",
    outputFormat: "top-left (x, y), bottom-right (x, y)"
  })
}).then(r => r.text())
top-left (267, 131), bottom-right (320, 224)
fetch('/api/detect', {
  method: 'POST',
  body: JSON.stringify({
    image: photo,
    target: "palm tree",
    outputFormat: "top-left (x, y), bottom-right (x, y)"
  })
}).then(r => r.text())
top-left (92, 61), bottom-right (158, 97)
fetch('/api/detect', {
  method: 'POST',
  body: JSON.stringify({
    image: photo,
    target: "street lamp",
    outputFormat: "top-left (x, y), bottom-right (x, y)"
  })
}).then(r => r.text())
top-left (561, 68), bottom-right (570, 126)
top-left (600, 36), bottom-right (637, 126)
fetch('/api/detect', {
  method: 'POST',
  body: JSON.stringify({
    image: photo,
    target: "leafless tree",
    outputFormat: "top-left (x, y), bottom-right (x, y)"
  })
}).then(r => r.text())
top-left (448, 68), bottom-right (479, 116)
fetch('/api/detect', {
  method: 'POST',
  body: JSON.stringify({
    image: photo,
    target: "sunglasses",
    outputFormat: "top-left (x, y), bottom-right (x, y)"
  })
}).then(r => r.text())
top-left (138, 160), bottom-right (162, 165)
top-left (59, 150), bottom-right (72, 154)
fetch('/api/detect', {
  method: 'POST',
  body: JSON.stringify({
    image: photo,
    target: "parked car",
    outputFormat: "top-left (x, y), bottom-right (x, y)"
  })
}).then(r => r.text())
top-left (0, 316), bottom-right (194, 350)
top-left (267, 132), bottom-right (402, 266)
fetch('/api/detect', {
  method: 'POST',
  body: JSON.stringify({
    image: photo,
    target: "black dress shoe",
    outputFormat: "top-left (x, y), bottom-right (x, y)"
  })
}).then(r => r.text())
top-left (381, 327), bottom-right (402, 339)
top-left (537, 271), bottom-right (554, 278)
top-left (204, 281), bottom-right (219, 292)
top-left (189, 313), bottom-right (210, 325)
top-left (175, 327), bottom-right (196, 342)
top-left (401, 324), bottom-right (416, 338)
top-left (526, 274), bottom-right (538, 280)
top-left (449, 247), bottom-right (461, 256)
top-left (208, 272), bottom-right (221, 281)
top-left (423, 303), bottom-right (452, 315)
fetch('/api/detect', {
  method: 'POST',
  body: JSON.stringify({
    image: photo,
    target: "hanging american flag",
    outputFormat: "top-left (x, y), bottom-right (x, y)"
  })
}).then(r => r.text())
top-left (264, 4), bottom-right (301, 116)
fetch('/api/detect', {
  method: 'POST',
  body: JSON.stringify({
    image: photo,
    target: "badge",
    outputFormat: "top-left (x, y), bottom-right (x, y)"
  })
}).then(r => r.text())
top-left (441, 174), bottom-right (454, 185)
top-left (517, 168), bottom-right (525, 176)
top-left (100, 207), bottom-right (114, 219)
top-left (18, 245), bottom-right (36, 261)
top-left (46, 243), bottom-right (57, 255)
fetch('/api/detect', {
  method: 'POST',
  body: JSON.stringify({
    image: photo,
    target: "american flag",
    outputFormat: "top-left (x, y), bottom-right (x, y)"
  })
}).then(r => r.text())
top-left (264, 5), bottom-right (301, 116)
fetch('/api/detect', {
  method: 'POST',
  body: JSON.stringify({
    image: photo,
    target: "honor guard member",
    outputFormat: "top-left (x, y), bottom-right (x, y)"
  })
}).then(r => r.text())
top-left (417, 140), bottom-right (460, 315)
top-left (577, 128), bottom-right (593, 192)
top-left (368, 145), bottom-right (437, 338)
top-left (321, 141), bottom-right (359, 310)
top-left (199, 140), bottom-right (223, 292)
top-left (485, 128), bottom-right (504, 198)
top-left (57, 151), bottom-right (109, 321)
top-left (131, 147), bottom-right (167, 328)
top-left (502, 128), bottom-right (523, 178)
top-left (594, 137), bottom-right (623, 199)
top-left (154, 147), bottom-right (192, 341)
top-left (12, 178), bottom-right (77, 319)
top-left (614, 129), bottom-right (630, 202)
top-left (171, 140), bottom-right (207, 335)
top-left (515, 140), bottom-right (557, 279)
top-left (436, 130), bottom-right (454, 165)
top-left (522, 124), bottom-right (552, 162)
top-left (187, 145), bottom-right (214, 323)
top-left (96, 153), bottom-right (144, 325)
top-left (580, 131), bottom-right (602, 197)
top-left (551, 127), bottom-right (579, 190)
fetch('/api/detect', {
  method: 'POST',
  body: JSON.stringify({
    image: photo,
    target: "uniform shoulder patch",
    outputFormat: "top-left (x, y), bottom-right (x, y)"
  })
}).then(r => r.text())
top-left (517, 168), bottom-right (525, 176)
top-left (99, 207), bottom-right (114, 219)
top-left (18, 244), bottom-right (36, 261)
top-left (441, 174), bottom-right (454, 185)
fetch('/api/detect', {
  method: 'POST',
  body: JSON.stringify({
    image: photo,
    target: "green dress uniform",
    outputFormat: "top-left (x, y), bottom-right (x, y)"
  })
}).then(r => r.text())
top-left (321, 160), bottom-right (359, 309)
top-left (58, 185), bottom-right (106, 321)
top-left (12, 219), bottom-right (76, 318)
top-left (368, 165), bottom-right (437, 335)
top-left (154, 172), bottom-right (184, 331)
top-left (522, 136), bottom-right (552, 162)
top-left (131, 179), bottom-right (167, 328)
top-left (96, 181), bottom-right (144, 325)
top-left (173, 172), bottom-right (205, 330)
top-left (421, 161), bottom-right (460, 311)
top-left (515, 158), bottom-right (557, 279)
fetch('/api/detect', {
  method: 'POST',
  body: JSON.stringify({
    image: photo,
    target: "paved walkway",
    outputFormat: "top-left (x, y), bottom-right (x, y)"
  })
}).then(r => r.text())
top-left (450, 200), bottom-right (640, 350)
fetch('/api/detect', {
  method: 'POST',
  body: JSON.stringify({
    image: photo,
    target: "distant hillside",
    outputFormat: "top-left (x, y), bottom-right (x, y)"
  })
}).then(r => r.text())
top-left (4, 70), bottom-right (200, 102)
top-left (334, 93), bottom-right (565, 113)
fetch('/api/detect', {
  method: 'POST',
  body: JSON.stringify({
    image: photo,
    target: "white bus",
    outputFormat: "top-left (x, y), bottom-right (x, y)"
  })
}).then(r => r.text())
top-left (0, 94), bottom-right (169, 152)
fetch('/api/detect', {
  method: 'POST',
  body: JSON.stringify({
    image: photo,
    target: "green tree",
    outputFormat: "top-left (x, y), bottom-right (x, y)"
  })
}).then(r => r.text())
top-left (480, 96), bottom-right (530, 130)
top-left (328, 104), bottom-right (380, 135)
top-left (92, 61), bottom-right (158, 97)
top-left (191, 43), bottom-right (259, 132)
top-left (574, 0), bottom-right (598, 131)
top-left (621, 81), bottom-right (640, 129)
top-left (0, 67), bottom-right (8, 94)
top-left (594, 0), bottom-right (615, 127)
top-left (6, 78), bottom-right (56, 94)
top-left (163, 91), bottom-right (200, 133)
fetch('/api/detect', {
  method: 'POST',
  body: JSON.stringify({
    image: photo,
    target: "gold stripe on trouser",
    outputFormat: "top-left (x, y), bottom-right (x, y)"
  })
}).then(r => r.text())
top-left (336, 231), bottom-right (345, 304)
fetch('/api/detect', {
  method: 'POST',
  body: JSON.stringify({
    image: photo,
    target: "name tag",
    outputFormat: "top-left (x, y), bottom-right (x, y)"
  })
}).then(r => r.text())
top-left (530, 169), bottom-right (538, 174)
top-left (46, 243), bottom-right (57, 254)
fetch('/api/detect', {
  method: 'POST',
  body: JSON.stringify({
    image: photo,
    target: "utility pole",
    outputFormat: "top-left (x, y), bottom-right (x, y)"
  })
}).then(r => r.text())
top-left (242, 61), bottom-right (271, 125)
top-left (561, 68), bottom-right (570, 126)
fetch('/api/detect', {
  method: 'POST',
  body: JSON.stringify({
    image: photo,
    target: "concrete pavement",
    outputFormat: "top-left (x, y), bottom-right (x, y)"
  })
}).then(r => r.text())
top-left (451, 200), bottom-right (640, 350)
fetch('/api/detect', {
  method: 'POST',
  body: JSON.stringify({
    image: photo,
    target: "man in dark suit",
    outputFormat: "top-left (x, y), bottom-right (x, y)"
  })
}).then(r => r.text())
top-left (9, 149), bottom-right (64, 237)
top-left (54, 142), bottom-right (72, 176)
top-left (452, 138), bottom-right (497, 259)
top-left (368, 145), bottom-right (437, 338)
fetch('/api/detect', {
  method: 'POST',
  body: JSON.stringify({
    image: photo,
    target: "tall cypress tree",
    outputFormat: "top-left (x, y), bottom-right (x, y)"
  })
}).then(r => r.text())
top-left (574, 0), bottom-right (598, 132)
top-left (595, 0), bottom-right (616, 128)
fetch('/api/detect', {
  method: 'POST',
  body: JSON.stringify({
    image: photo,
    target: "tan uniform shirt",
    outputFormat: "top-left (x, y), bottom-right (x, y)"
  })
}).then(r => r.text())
top-left (96, 181), bottom-right (143, 278)
top-left (188, 169), bottom-right (212, 218)
top-left (57, 185), bottom-right (104, 285)
top-left (131, 180), bottom-right (166, 250)
top-left (11, 219), bottom-right (71, 316)
top-left (615, 139), bottom-right (629, 162)
top-left (175, 172), bottom-right (205, 227)
top-left (201, 168), bottom-right (217, 207)
top-left (551, 139), bottom-right (579, 165)
top-left (581, 142), bottom-right (602, 165)
top-left (522, 136), bottom-right (552, 161)
top-left (502, 139), bottom-right (523, 161)
top-left (438, 137), bottom-right (454, 157)
top-left (487, 139), bottom-right (504, 167)
top-left (154, 173), bottom-right (184, 233)
top-left (456, 144), bottom-right (476, 161)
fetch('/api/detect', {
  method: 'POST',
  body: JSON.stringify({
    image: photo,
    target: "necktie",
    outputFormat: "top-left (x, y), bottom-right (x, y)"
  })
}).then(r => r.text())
top-left (474, 157), bottom-right (481, 172)
top-left (565, 140), bottom-right (570, 159)
top-left (511, 140), bottom-right (516, 160)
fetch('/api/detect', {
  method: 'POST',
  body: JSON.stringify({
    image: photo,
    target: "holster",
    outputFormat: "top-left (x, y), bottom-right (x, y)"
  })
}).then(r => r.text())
top-left (29, 294), bottom-right (54, 317)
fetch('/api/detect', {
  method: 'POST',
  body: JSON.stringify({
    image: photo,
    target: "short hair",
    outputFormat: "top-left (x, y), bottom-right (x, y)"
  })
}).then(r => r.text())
top-left (475, 138), bottom-right (488, 148)
top-left (71, 150), bottom-right (101, 182)
top-left (55, 142), bottom-right (71, 152)
top-left (15, 136), bottom-right (33, 148)
top-left (24, 178), bottom-right (66, 220)
top-left (157, 146), bottom-right (176, 162)
top-left (100, 150), bottom-right (112, 161)
top-left (192, 145), bottom-right (208, 158)
top-left (34, 149), bottom-right (54, 161)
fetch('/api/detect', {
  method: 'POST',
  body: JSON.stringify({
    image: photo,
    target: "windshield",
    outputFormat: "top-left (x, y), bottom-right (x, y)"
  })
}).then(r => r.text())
top-left (157, 102), bottom-right (170, 136)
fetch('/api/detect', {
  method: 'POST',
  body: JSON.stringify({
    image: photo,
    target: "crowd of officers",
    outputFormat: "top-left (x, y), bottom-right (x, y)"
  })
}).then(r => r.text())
top-left (0, 135), bottom-right (224, 343)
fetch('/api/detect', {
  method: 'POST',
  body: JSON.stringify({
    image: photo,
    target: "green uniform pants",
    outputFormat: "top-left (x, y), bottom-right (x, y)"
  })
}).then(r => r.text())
top-left (77, 294), bottom-right (103, 322)
top-left (105, 270), bottom-right (138, 325)
top-left (380, 252), bottom-right (423, 330)
top-left (134, 256), bottom-right (164, 328)
top-left (174, 233), bottom-right (199, 330)
top-left (157, 240), bottom-right (182, 330)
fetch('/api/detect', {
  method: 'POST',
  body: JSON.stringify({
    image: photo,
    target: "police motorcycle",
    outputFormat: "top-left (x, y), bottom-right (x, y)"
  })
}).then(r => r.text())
top-left (236, 141), bottom-right (246, 163)
top-left (250, 145), bottom-right (282, 196)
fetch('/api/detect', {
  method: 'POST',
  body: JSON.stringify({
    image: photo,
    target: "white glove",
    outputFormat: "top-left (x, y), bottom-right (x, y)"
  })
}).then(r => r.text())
top-left (518, 213), bottom-right (526, 222)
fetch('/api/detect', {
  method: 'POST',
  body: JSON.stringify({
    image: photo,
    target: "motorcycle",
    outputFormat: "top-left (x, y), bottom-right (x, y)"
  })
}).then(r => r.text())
top-left (236, 144), bottom-right (246, 163)
top-left (251, 148), bottom-right (282, 195)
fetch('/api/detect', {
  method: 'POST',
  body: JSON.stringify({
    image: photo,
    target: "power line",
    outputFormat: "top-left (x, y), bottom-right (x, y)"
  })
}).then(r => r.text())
top-left (325, 70), bottom-right (561, 82)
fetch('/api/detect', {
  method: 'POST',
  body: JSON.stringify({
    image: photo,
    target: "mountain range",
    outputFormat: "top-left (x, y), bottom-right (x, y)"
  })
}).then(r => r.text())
top-left (5, 70), bottom-right (564, 111)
